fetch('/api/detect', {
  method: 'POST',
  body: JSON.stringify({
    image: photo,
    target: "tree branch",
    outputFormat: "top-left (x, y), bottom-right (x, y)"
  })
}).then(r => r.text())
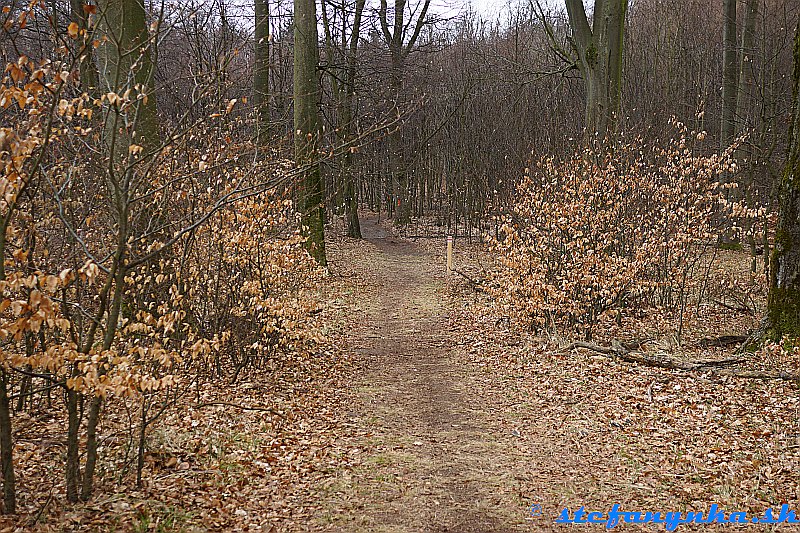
top-left (562, 341), bottom-right (800, 381)
top-left (564, 0), bottom-right (592, 52)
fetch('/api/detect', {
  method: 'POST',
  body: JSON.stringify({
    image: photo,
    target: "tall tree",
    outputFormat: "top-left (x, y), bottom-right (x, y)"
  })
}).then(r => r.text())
top-left (767, 18), bottom-right (800, 337)
top-left (378, 0), bottom-right (432, 224)
top-left (341, 0), bottom-right (365, 238)
top-left (294, 0), bottom-right (327, 264)
top-left (564, 0), bottom-right (628, 139)
top-left (735, 0), bottom-right (759, 135)
top-left (321, 0), bottom-right (366, 238)
top-left (70, 0), bottom-right (99, 93)
top-left (254, 0), bottom-right (271, 143)
top-left (74, 0), bottom-right (162, 502)
top-left (736, 0), bottom-right (760, 260)
top-left (721, 0), bottom-right (738, 151)
top-left (95, 0), bottom-right (160, 153)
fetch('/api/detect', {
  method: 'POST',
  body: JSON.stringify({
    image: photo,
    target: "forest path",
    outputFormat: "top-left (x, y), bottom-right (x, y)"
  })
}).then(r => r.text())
top-left (317, 215), bottom-right (531, 532)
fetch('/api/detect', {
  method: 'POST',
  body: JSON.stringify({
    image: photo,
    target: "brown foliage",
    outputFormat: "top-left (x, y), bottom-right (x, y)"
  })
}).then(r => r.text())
top-left (491, 124), bottom-right (755, 336)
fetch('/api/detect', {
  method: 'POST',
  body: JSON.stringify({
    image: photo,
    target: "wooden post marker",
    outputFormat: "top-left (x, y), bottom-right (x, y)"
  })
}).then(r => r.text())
top-left (447, 235), bottom-right (453, 274)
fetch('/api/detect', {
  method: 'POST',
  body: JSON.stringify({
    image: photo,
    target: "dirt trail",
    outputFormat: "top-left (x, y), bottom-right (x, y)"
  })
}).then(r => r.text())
top-left (314, 214), bottom-right (800, 533)
top-left (318, 216), bottom-right (530, 532)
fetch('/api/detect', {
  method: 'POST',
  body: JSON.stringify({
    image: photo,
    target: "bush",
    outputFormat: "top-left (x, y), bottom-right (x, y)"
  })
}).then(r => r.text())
top-left (491, 127), bottom-right (742, 337)
top-left (0, 24), bottom-right (328, 507)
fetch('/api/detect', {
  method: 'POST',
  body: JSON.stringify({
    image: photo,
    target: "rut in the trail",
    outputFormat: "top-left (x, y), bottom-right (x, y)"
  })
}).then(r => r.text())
top-left (319, 215), bottom-right (529, 533)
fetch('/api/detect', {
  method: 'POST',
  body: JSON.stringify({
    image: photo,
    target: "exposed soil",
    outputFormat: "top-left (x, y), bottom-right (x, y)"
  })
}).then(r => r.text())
top-left (318, 215), bottom-right (532, 532)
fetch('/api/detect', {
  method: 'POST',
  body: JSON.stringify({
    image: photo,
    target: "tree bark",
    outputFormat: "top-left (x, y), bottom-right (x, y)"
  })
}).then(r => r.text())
top-left (343, 0), bottom-right (365, 238)
top-left (735, 0), bottom-right (759, 135)
top-left (254, 0), bottom-right (270, 143)
top-left (0, 369), bottom-right (15, 514)
top-left (80, 397), bottom-right (102, 501)
top-left (95, 0), bottom-right (160, 153)
top-left (736, 0), bottom-right (760, 259)
top-left (377, 0), bottom-right (431, 225)
top-left (767, 19), bottom-right (800, 337)
top-left (294, 0), bottom-right (327, 265)
top-left (70, 0), bottom-right (99, 95)
top-left (65, 385), bottom-right (80, 503)
top-left (565, 0), bottom-right (628, 141)
top-left (721, 0), bottom-right (738, 151)
top-left (389, 54), bottom-right (410, 224)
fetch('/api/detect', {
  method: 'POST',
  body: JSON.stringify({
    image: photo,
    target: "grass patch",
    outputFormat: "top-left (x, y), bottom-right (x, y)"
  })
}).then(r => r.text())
top-left (132, 502), bottom-right (193, 533)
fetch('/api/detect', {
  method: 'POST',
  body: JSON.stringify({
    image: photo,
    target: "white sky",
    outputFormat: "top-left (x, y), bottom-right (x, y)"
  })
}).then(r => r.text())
top-left (470, 0), bottom-right (504, 16)
top-left (467, 0), bottom-right (566, 18)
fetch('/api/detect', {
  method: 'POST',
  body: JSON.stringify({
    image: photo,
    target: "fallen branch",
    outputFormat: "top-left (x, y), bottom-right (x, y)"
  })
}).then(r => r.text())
top-left (713, 299), bottom-right (755, 315)
top-left (450, 268), bottom-right (485, 291)
top-left (562, 341), bottom-right (799, 381)
top-left (735, 317), bottom-right (770, 355)
top-left (696, 335), bottom-right (749, 348)
top-left (564, 341), bottom-right (743, 370)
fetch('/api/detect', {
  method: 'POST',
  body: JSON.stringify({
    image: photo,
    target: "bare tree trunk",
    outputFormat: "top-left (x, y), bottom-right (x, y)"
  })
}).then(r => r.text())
top-left (736, 0), bottom-right (760, 266)
top-left (65, 384), bottom-right (80, 503)
top-left (389, 54), bottom-right (411, 224)
top-left (768, 19), bottom-right (800, 337)
top-left (70, 0), bottom-right (99, 94)
top-left (377, 0), bottom-right (431, 225)
top-left (80, 397), bottom-right (101, 501)
top-left (721, 0), bottom-right (738, 151)
top-left (294, 0), bottom-right (327, 265)
top-left (254, 0), bottom-right (270, 143)
top-left (386, 1), bottom-right (409, 223)
top-left (95, 0), bottom-right (160, 153)
top-left (0, 369), bottom-right (15, 514)
top-left (343, 0), bottom-right (366, 238)
top-left (565, 0), bottom-right (628, 141)
top-left (736, 0), bottom-right (759, 132)
top-left (136, 397), bottom-right (148, 487)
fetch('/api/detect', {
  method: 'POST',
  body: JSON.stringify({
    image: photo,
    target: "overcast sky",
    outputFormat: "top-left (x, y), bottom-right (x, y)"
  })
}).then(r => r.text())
top-left (470, 0), bottom-right (503, 16)
top-left (465, 0), bottom-right (566, 19)
top-left (468, 0), bottom-right (520, 20)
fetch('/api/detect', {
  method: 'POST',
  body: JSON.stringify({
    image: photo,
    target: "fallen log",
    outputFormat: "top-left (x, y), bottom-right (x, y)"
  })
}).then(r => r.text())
top-left (562, 341), bottom-right (800, 382)
top-left (696, 334), bottom-right (749, 348)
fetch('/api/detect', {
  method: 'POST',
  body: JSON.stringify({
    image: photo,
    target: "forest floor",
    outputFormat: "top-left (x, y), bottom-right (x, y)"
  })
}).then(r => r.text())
top-left (5, 213), bottom-right (800, 532)
top-left (315, 214), bottom-right (800, 532)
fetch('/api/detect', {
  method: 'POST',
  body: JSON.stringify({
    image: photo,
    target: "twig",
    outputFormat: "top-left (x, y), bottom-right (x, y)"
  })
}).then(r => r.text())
top-left (9, 366), bottom-right (63, 384)
top-left (31, 478), bottom-right (56, 526)
top-left (451, 268), bottom-right (484, 291)
top-left (713, 299), bottom-right (754, 315)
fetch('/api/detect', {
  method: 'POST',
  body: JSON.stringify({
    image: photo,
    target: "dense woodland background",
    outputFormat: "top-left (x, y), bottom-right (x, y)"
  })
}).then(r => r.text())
top-left (2, 0), bottom-right (800, 529)
top-left (6, 0), bottom-right (797, 235)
